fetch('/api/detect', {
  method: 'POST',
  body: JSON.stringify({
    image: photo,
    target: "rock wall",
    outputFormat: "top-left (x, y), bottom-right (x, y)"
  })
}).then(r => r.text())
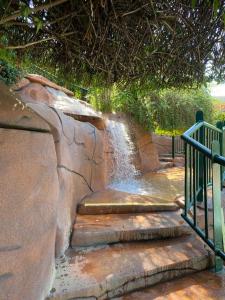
top-left (16, 75), bottom-right (105, 130)
top-left (0, 75), bottom-right (161, 300)
top-left (152, 134), bottom-right (172, 156)
top-left (0, 81), bottom-right (106, 300)
top-left (0, 83), bottom-right (58, 300)
top-left (131, 122), bottom-right (160, 172)
top-left (15, 76), bottom-right (107, 255)
top-left (28, 103), bottom-right (106, 255)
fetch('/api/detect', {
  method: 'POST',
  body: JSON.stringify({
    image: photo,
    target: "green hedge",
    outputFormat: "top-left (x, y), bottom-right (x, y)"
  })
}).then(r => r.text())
top-left (0, 59), bottom-right (22, 85)
top-left (89, 83), bottom-right (213, 134)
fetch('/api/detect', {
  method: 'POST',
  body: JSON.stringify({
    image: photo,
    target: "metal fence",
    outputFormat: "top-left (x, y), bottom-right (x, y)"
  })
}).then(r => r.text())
top-left (181, 111), bottom-right (225, 272)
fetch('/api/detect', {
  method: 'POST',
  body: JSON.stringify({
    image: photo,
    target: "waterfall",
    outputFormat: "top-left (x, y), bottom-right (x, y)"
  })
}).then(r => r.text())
top-left (46, 87), bottom-right (101, 117)
top-left (107, 118), bottom-right (140, 186)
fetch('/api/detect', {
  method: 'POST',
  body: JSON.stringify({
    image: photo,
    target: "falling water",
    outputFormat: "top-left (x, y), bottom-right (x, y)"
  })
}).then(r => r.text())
top-left (107, 119), bottom-right (140, 187)
top-left (47, 87), bottom-right (101, 117)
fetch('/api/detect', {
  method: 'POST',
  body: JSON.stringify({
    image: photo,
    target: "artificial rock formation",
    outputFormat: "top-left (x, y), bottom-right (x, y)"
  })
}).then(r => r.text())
top-left (25, 74), bottom-right (74, 96)
top-left (14, 77), bottom-right (107, 255)
top-left (28, 103), bottom-right (106, 255)
top-left (0, 79), bottom-right (107, 300)
top-left (0, 75), bottom-right (163, 300)
top-left (15, 77), bottom-right (105, 130)
top-left (0, 81), bottom-right (50, 131)
top-left (152, 133), bottom-right (172, 156)
top-left (132, 122), bottom-right (160, 172)
top-left (0, 83), bottom-right (58, 300)
top-left (18, 82), bottom-right (56, 106)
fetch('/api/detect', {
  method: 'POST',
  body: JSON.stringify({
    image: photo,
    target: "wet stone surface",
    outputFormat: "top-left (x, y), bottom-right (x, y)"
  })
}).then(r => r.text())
top-left (115, 270), bottom-right (225, 300)
top-left (47, 236), bottom-right (212, 300)
top-left (72, 210), bottom-right (191, 247)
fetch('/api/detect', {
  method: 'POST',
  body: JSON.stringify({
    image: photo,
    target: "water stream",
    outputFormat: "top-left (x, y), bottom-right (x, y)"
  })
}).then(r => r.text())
top-left (107, 118), bottom-right (141, 189)
top-left (47, 87), bottom-right (101, 117)
top-left (106, 117), bottom-right (183, 198)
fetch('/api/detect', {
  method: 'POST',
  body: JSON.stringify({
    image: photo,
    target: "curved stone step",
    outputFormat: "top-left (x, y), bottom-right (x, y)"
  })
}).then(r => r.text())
top-left (115, 270), bottom-right (224, 300)
top-left (47, 236), bottom-right (213, 300)
top-left (78, 189), bottom-right (179, 215)
top-left (72, 210), bottom-right (191, 247)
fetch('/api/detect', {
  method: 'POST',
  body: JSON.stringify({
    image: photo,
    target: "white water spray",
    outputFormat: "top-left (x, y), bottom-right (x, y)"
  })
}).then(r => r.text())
top-left (107, 119), bottom-right (140, 186)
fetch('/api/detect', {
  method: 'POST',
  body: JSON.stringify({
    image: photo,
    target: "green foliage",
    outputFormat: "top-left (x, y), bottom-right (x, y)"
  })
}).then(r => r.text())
top-left (214, 110), bottom-right (225, 123)
top-left (0, 59), bottom-right (22, 85)
top-left (0, 46), bottom-right (214, 136)
top-left (89, 86), bottom-right (113, 112)
top-left (1, 1), bottom-right (225, 86)
top-left (90, 83), bottom-right (213, 134)
top-left (0, 39), bottom-right (17, 64)
top-left (152, 88), bottom-right (213, 134)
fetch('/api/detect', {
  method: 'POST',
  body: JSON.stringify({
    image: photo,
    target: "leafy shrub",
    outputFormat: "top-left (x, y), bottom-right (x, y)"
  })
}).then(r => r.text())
top-left (89, 83), bottom-right (213, 134)
top-left (0, 59), bottom-right (22, 85)
top-left (152, 88), bottom-right (213, 134)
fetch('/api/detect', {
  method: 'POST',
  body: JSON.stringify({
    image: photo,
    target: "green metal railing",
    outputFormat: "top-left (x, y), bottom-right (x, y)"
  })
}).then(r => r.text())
top-left (172, 136), bottom-right (184, 159)
top-left (181, 111), bottom-right (225, 272)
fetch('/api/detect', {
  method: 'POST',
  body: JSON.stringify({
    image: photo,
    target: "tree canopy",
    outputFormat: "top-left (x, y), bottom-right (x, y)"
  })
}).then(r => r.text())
top-left (1, 0), bottom-right (225, 86)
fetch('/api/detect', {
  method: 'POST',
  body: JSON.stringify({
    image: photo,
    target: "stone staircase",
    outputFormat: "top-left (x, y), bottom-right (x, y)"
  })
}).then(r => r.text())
top-left (47, 188), bottom-right (214, 300)
top-left (71, 211), bottom-right (190, 247)
top-left (78, 188), bottom-right (179, 214)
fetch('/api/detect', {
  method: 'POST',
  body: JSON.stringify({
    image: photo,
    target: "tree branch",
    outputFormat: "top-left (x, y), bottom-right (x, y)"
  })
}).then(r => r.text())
top-left (2, 37), bottom-right (55, 49)
top-left (2, 31), bottom-right (75, 49)
top-left (0, 0), bottom-right (69, 25)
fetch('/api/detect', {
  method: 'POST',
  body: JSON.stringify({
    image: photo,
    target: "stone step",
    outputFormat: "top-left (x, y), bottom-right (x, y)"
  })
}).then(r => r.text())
top-left (72, 210), bottom-right (191, 247)
top-left (159, 157), bottom-right (174, 162)
top-left (160, 161), bottom-right (174, 168)
top-left (78, 189), bottom-right (179, 215)
top-left (47, 236), bottom-right (213, 300)
top-left (114, 270), bottom-right (225, 300)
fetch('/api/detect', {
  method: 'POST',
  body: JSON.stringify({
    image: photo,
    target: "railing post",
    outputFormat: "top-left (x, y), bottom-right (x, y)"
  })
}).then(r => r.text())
top-left (172, 136), bottom-right (175, 159)
top-left (196, 111), bottom-right (204, 202)
top-left (222, 124), bottom-right (225, 186)
top-left (216, 121), bottom-right (224, 188)
top-left (212, 140), bottom-right (224, 272)
top-left (216, 121), bottom-right (223, 130)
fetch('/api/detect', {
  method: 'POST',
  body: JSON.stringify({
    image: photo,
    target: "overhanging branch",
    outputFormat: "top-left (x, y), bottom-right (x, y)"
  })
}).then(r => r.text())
top-left (0, 0), bottom-right (69, 25)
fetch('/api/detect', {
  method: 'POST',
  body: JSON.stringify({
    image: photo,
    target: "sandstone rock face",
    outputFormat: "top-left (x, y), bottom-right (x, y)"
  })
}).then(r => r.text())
top-left (27, 103), bottom-right (106, 255)
top-left (0, 129), bottom-right (59, 300)
top-left (15, 77), bottom-right (106, 130)
top-left (18, 82), bottom-right (55, 106)
top-left (11, 77), bottom-right (30, 91)
top-left (152, 133), bottom-right (172, 156)
top-left (15, 77), bottom-right (107, 253)
top-left (25, 74), bottom-right (74, 96)
top-left (132, 123), bottom-right (160, 172)
top-left (0, 81), bottom-right (50, 131)
top-left (46, 87), bottom-right (105, 130)
top-left (0, 81), bottom-right (107, 299)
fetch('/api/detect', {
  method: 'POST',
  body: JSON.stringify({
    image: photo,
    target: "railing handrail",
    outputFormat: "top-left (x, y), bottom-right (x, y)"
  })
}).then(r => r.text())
top-left (181, 111), bottom-right (225, 272)
top-left (182, 121), bottom-right (225, 167)
top-left (183, 120), bottom-right (222, 137)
